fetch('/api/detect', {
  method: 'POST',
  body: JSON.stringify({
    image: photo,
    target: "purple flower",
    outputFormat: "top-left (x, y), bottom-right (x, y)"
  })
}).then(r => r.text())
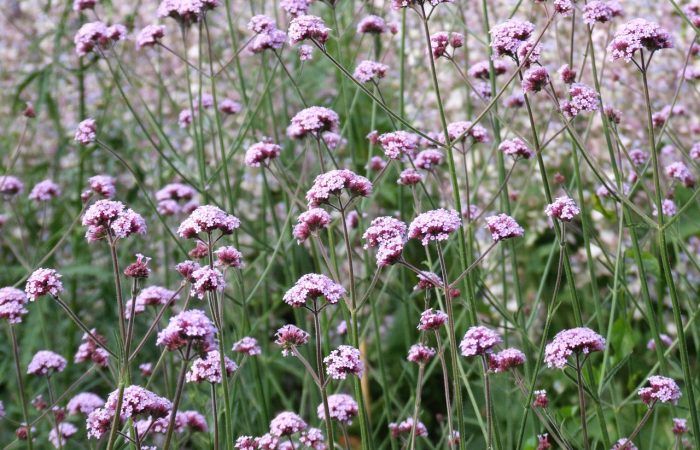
top-left (490, 19), bottom-right (535, 59)
top-left (415, 149), bottom-right (444, 170)
top-left (74, 329), bottom-right (110, 367)
top-left (407, 343), bottom-right (436, 364)
top-left (136, 25), bottom-right (166, 49)
top-left (306, 169), bottom-right (372, 207)
top-left (67, 392), bottom-right (105, 415)
top-left (397, 168), bottom-right (424, 186)
top-left (498, 138), bottom-right (533, 159)
top-left (408, 208), bottom-right (461, 246)
top-left (545, 196), bottom-right (581, 222)
top-left (245, 139), bottom-right (281, 167)
top-left (232, 337), bottom-right (261, 356)
top-left (0, 175), bottom-right (24, 196)
top-left (178, 205), bottom-right (240, 238)
top-left (293, 208), bottom-right (332, 243)
top-left (288, 106), bottom-right (340, 139)
top-left (561, 83), bottom-right (599, 119)
top-left (460, 326), bottom-right (502, 356)
top-left (354, 60), bottom-right (389, 83)
top-left (389, 418), bottom-right (428, 438)
top-left (485, 214), bottom-right (524, 241)
top-left (362, 216), bottom-right (407, 267)
top-left (75, 119), bottom-right (97, 145)
top-left (357, 15), bottom-right (386, 34)
top-left (288, 15), bottom-right (330, 45)
top-left (190, 266), bottom-right (226, 299)
top-left (665, 161), bottom-right (695, 188)
top-left (488, 348), bottom-right (526, 372)
top-left (275, 324), bottom-right (310, 356)
top-left (318, 393), bottom-right (358, 424)
top-left (270, 411), bottom-right (307, 436)
top-left (469, 60), bottom-right (509, 80)
top-left (533, 390), bottom-right (548, 408)
top-left (157, 0), bottom-right (219, 24)
top-left (544, 327), bottom-right (605, 368)
top-left (156, 309), bottom-right (217, 352)
top-left (49, 423), bottom-right (77, 448)
top-left (25, 268), bottom-right (63, 301)
top-left (444, 121), bottom-right (490, 144)
top-left (27, 350), bottom-right (67, 376)
top-left (215, 246), bottom-right (244, 268)
top-left (74, 22), bottom-right (126, 56)
top-left (638, 376), bottom-right (681, 405)
top-left (608, 19), bottom-right (673, 62)
top-left (417, 308), bottom-right (448, 331)
top-left (283, 273), bottom-right (346, 307)
top-left (186, 350), bottom-right (237, 383)
top-left (521, 66), bottom-right (550, 94)
top-left (378, 131), bottom-right (419, 159)
top-left (28, 179), bottom-right (61, 202)
top-left (0, 287), bottom-right (29, 324)
top-left (325, 345), bottom-right (363, 380)
top-left (673, 418), bottom-right (688, 435)
top-left (300, 428), bottom-right (326, 449)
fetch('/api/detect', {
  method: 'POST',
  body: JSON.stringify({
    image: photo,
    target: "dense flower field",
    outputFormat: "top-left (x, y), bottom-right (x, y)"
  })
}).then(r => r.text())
top-left (1, 0), bottom-right (700, 448)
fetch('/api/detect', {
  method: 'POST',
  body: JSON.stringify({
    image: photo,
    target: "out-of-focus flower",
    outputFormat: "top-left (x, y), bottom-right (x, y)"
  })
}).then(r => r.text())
top-left (49, 423), bottom-right (77, 448)
top-left (498, 138), bottom-right (533, 159)
top-left (545, 196), bottom-right (581, 222)
top-left (488, 348), bottom-right (526, 372)
top-left (232, 337), bottom-right (261, 356)
top-left (136, 25), bottom-right (165, 49)
top-left (318, 393), bottom-right (358, 424)
top-left (354, 60), bottom-right (389, 83)
top-left (407, 343), bottom-right (436, 364)
top-left (357, 15), bottom-right (386, 34)
top-left (608, 19), bottom-right (673, 62)
top-left (389, 418), bottom-right (428, 438)
top-left (288, 15), bottom-right (330, 45)
top-left (293, 208), bottom-right (332, 243)
top-left (28, 179), bottom-right (61, 202)
top-left (74, 329), bottom-right (109, 367)
top-left (0, 287), bottom-right (29, 324)
top-left (270, 411), bottom-right (307, 436)
top-left (67, 392), bottom-right (104, 415)
top-left (27, 350), bottom-right (67, 376)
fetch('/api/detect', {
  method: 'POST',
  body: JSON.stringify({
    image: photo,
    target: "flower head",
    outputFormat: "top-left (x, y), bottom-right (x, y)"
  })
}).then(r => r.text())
top-left (319, 393), bottom-right (358, 424)
top-left (498, 138), bottom-right (533, 159)
top-left (378, 131), bottom-right (419, 159)
top-left (389, 418), bottom-right (428, 438)
top-left (460, 326), bottom-right (502, 357)
top-left (215, 246), bottom-right (244, 268)
top-left (270, 411), bottom-right (307, 436)
top-left (178, 205), bottom-right (240, 238)
top-left (306, 169), bottom-right (372, 207)
top-left (28, 180), bottom-right (61, 202)
top-left (74, 22), bottom-right (126, 56)
top-left (74, 329), bottom-right (110, 367)
top-left (485, 214), bottom-right (524, 241)
top-left (190, 266), bottom-right (226, 299)
top-left (293, 208), bottom-right (332, 243)
top-left (488, 348), bottom-right (526, 372)
top-left (325, 345), bottom-right (363, 380)
top-left (354, 60), bottom-right (389, 83)
top-left (283, 274), bottom-right (346, 307)
top-left (490, 19), bottom-right (535, 59)
top-left (362, 216), bottom-right (407, 266)
top-left (407, 343), bottom-right (436, 364)
top-left (156, 309), bottom-right (217, 353)
top-left (27, 350), bottom-right (67, 376)
top-left (608, 19), bottom-right (673, 62)
top-left (0, 175), bottom-right (24, 196)
top-left (522, 66), bottom-right (550, 93)
top-left (357, 15), bottom-right (386, 34)
top-left (673, 418), bottom-right (688, 435)
top-left (25, 268), bottom-right (63, 301)
top-left (417, 309), bottom-right (448, 331)
top-left (137, 25), bottom-right (166, 49)
top-left (75, 119), bottom-right (97, 145)
top-left (275, 324), bottom-right (310, 356)
top-left (0, 287), bottom-right (29, 324)
top-left (288, 15), bottom-right (330, 44)
top-left (232, 337), bottom-right (261, 356)
top-left (157, 0), bottom-right (219, 24)
top-left (545, 196), bottom-right (581, 222)
top-left (408, 209), bottom-right (461, 246)
top-left (665, 162), bottom-right (695, 188)
top-left (245, 139), bottom-right (282, 167)
top-left (544, 327), bottom-right (606, 368)
top-left (49, 423), bottom-right (77, 448)
top-left (186, 350), bottom-right (238, 383)
top-left (67, 392), bottom-right (105, 415)
top-left (638, 376), bottom-right (681, 405)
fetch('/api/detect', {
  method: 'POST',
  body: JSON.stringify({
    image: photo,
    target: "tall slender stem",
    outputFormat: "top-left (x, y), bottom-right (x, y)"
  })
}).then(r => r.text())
top-left (409, 364), bottom-right (426, 450)
top-left (10, 326), bottom-right (33, 450)
top-left (162, 342), bottom-right (193, 450)
top-left (313, 302), bottom-right (336, 448)
top-left (575, 354), bottom-right (589, 450)
top-left (435, 333), bottom-right (455, 445)
top-left (481, 356), bottom-right (493, 450)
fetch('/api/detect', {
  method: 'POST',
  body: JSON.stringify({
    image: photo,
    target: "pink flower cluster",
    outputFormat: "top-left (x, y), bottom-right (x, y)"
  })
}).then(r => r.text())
top-left (408, 209), bottom-right (461, 246)
top-left (498, 138), bottom-right (533, 159)
top-left (74, 21), bottom-right (126, 56)
top-left (288, 106), bottom-right (340, 139)
top-left (490, 19), bottom-right (535, 59)
top-left (583, 1), bottom-right (622, 25)
top-left (460, 326), bottom-right (502, 357)
top-left (608, 19), bottom-right (673, 62)
top-left (25, 268), bottom-right (64, 301)
top-left (186, 350), bottom-right (238, 383)
top-left (485, 214), bottom-right (524, 241)
top-left (293, 208), bottom-right (332, 243)
top-left (378, 131), bottom-right (419, 159)
top-left (87, 385), bottom-right (172, 439)
top-left (415, 149), bottom-right (444, 170)
top-left (362, 216), bottom-right (407, 266)
top-left (283, 273), bottom-right (346, 307)
top-left (74, 329), bottom-right (110, 367)
top-left (318, 393), bottom-right (358, 424)
top-left (27, 350), bottom-right (67, 376)
top-left (444, 121), bottom-right (490, 144)
top-left (407, 343), bottom-right (436, 364)
top-left (0, 287), bottom-right (29, 324)
top-left (125, 285), bottom-right (179, 318)
top-left (28, 179), bottom-right (61, 202)
top-left (232, 336), bottom-right (261, 356)
top-left (488, 348), bottom-right (526, 372)
top-left (354, 60), bottom-right (389, 83)
top-left (0, 175), bottom-right (24, 196)
top-left (248, 15), bottom-right (287, 53)
top-left (178, 205), bottom-right (240, 238)
top-left (156, 309), bottom-right (217, 352)
top-left (75, 119), bottom-right (97, 145)
top-left (270, 411), bottom-right (307, 436)
top-left (522, 67), bottom-right (550, 94)
top-left (288, 15), bottom-right (330, 45)
top-left (638, 375), bottom-right (682, 405)
top-left (357, 15), bottom-right (386, 34)
top-left (430, 32), bottom-right (464, 59)
top-left (417, 308), bottom-right (448, 331)
top-left (136, 24), bottom-right (166, 49)
top-left (245, 139), bottom-right (282, 167)
top-left (67, 392), bottom-right (104, 415)
top-left (82, 200), bottom-right (146, 242)
top-left (665, 161), bottom-right (695, 187)
top-left (324, 345), bottom-right (363, 380)
top-left (155, 182), bottom-right (198, 216)
top-left (306, 169), bottom-right (372, 207)
top-left (545, 196), bottom-right (581, 222)
top-left (157, 0), bottom-right (219, 24)
top-left (275, 324), bottom-right (310, 356)
top-left (389, 418), bottom-right (428, 438)
top-left (544, 327), bottom-right (606, 368)
top-left (561, 83), bottom-right (599, 119)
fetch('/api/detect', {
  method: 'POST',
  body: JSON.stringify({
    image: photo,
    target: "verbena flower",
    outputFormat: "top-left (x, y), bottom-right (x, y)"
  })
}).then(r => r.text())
top-left (275, 324), bottom-right (310, 356)
top-left (177, 205), bottom-right (240, 238)
top-left (245, 139), bottom-right (281, 167)
top-left (0, 287), bottom-right (29, 324)
top-left (293, 208), bottom-right (332, 243)
top-left (288, 15), bottom-right (330, 45)
top-left (186, 350), bottom-right (238, 383)
top-left (485, 214), bottom-right (524, 241)
top-left (545, 196), bottom-right (581, 222)
top-left (488, 348), bottom-right (526, 372)
top-left (638, 376), bottom-right (681, 405)
top-left (288, 106), bottom-right (340, 139)
top-left (397, 168), bottom-right (424, 186)
top-left (608, 19), bottom-right (673, 62)
top-left (561, 83), bottom-right (599, 119)
top-left (673, 418), bottom-right (688, 435)
top-left (232, 337), bottom-right (261, 356)
top-left (74, 329), bottom-right (109, 367)
top-left (544, 327), bottom-right (605, 368)
top-left (378, 131), bottom-right (419, 159)
top-left (389, 418), bottom-right (428, 438)
top-left (408, 209), bottom-right (461, 246)
top-left (490, 19), bottom-right (535, 59)
top-left (49, 423), bottom-right (77, 448)
top-left (86, 385), bottom-right (171, 439)
top-left (27, 350), bottom-right (67, 376)
top-left (283, 273), bottom-right (345, 307)
top-left (25, 268), bottom-right (64, 301)
top-left (300, 428), bottom-right (326, 449)
top-left (190, 266), bottom-right (226, 299)
top-left (357, 15), bottom-right (386, 34)
top-left (533, 390), bottom-right (548, 408)
top-left (354, 60), bottom-right (389, 83)
top-left (417, 308), bottom-right (448, 331)
top-left (157, 0), bottom-right (219, 24)
top-left (460, 326), bottom-right (502, 356)
top-left (665, 161), bottom-right (695, 187)
top-left (498, 138), bottom-right (533, 159)
top-left (325, 345), bottom-right (363, 380)
top-left (0, 175), bottom-right (24, 196)
top-left (215, 246), bottom-right (244, 268)
top-left (306, 169), bottom-right (372, 207)
top-left (156, 309), bottom-right (217, 352)
top-left (74, 22), bottom-right (126, 56)
top-left (67, 393), bottom-right (104, 415)
top-left (28, 179), bottom-right (61, 202)
top-left (75, 119), bottom-right (97, 145)
top-left (407, 343), bottom-right (436, 364)
top-left (136, 25), bottom-right (165, 49)
top-left (270, 411), bottom-right (307, 436)
top-left (362, 216), bottom-right (407, 267)
top-left (521, 66), bottom-right (550, 94)
top-left (611, 438), bottom-right (637, 450)
top-left (318, 393), bottom-right (358, 424)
